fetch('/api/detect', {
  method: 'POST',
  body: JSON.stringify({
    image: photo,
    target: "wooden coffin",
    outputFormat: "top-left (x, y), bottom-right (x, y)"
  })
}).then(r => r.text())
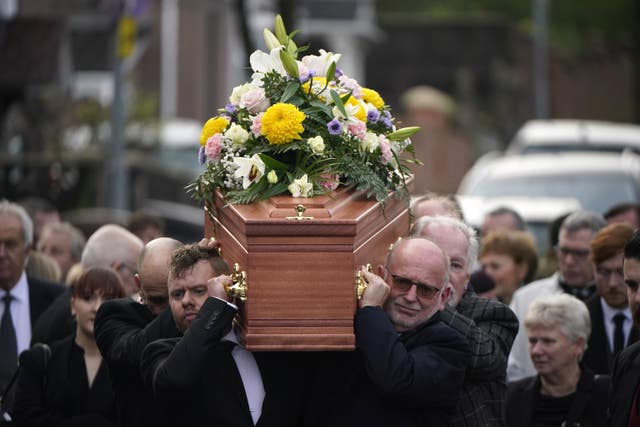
top-left (204, 186), bottom-right (410, 351)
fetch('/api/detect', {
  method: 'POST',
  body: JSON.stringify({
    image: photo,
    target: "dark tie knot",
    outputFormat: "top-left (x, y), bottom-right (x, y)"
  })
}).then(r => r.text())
top-left (613, 313), bottom-right (626, 326)
top-left (2, 293), bottom-right (12, 306)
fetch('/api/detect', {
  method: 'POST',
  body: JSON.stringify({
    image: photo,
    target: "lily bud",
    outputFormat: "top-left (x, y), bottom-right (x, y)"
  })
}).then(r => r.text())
top-left (274, 14), bottom-right (288, 45)
top-left (267, 170), bottom-right (278, 184)
top-left (263, 29), bottom-right (281, 50)
top-left (279, 48), bottom-right (299, 79)
top-left (387, 126), bottom-right (421, 141)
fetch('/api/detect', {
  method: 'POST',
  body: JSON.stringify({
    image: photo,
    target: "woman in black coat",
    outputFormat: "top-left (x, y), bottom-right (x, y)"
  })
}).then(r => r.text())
top-left (12, 267), bottom-right (125, 427)
top-left (505, 293), bottom-right (609, 427)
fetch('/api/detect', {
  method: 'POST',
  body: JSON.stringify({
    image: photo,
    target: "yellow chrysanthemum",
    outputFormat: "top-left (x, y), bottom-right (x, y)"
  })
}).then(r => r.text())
top-left (361, 88), bottom-right (385, 109)
top-left (200, 117), bottom-right (230, 146)
top-left (261, 103), bottom-right (306, 145)
top-left (346, 97), bottom-right (367, 122)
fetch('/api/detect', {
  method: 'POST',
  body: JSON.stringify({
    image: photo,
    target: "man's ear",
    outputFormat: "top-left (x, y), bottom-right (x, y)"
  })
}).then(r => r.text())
top-left (439, 285), bottom-right (452, 310)
top-left (134, 273), bottom-right (142, 291)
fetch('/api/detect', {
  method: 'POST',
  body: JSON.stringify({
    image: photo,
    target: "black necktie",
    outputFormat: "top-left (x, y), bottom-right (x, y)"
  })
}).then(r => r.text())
top-left (0, 293), bottom-right (18, 391)
top-left (613, 312), bottom-right (626, 357)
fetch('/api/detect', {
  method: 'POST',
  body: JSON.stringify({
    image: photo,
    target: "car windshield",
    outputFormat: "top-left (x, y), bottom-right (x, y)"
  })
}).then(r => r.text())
top-left (469, 173), bottom-right (639, 213)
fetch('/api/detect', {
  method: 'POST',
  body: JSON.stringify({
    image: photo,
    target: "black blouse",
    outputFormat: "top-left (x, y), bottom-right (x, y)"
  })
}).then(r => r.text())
top-left (12, 334), bottom-right (116, 427)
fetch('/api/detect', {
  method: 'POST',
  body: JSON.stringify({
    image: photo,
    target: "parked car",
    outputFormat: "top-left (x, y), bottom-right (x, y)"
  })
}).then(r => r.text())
top-left (506, 119), bottom-right (640, 155)
top-left (458, 151), bottom-right (640, 217)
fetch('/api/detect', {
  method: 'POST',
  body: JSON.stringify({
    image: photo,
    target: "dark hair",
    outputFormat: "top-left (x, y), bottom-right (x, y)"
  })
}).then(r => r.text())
top-left (72, 267), bottom-right (125, 300)
top-left (485, 206), bottom-right (526, 231)
top-left (624, 229), bottom-right (640, 261)
top-left (604, 202), bottom-right (640, 221)
top-left (591, 223), bottom-right (635, 265)
top-left (169, 244), bottom-right (230, 278)
top-left (128, 210), bottom-right (165, 235)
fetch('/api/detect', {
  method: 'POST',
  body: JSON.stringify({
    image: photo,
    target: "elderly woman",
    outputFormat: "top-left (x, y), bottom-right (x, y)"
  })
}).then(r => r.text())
top-left (479, 230), bottom-right (538, 304)
top-left (505, 294), bottom-right (609, 427)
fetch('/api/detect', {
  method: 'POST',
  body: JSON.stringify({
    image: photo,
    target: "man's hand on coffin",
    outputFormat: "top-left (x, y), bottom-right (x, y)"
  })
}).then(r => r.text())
top-left (197, 237), bottom-right (221, 252)
top-left (359, 269), bottom-right (390, 308)
top-left (208, 274), bottom-right (231, 302)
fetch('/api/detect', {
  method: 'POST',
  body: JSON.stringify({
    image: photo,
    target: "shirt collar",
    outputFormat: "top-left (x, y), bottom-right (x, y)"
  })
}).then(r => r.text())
top-left (0, 271), bottom-right (29, 303)
top-left (599, 297), bottom-right (631, 322)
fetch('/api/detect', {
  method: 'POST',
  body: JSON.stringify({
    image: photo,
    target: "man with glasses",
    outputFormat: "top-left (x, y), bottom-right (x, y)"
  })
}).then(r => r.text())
top-left (582, 223), bottom-right (638, 375)
top-left (94, 237), bottom-right (182, 427)
top-left (507, 211), bottom-right (606, 381)
top-left (306, 237), bottom-right (470, 427)
top-left (411, 215), bottom-right (519, 426)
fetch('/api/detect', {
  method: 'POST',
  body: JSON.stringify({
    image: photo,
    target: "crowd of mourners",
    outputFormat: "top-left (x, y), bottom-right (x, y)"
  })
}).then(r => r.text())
top-left (1, 194), bottom-right (640, 427)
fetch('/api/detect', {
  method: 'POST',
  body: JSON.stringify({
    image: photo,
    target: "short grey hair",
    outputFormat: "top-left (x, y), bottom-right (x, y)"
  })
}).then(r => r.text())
top-left (411, 215), bottom-right (478, 273)
top-left (0, 199), bottom-right (34, 246)
top-left (561, 211), bottom-right (606, 235)
top-left (386, 237), bottom-right (451, 288)
top-left (38, 221), bottom-right (86, 262)
top-left (524, 293), bottom-right (591, 348)
top-left (81, 224), bottom-right (143, 268)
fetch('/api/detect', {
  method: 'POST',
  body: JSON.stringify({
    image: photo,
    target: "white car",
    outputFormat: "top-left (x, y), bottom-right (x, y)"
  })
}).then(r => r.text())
top-left (506, 119), bottom-right (640, 155)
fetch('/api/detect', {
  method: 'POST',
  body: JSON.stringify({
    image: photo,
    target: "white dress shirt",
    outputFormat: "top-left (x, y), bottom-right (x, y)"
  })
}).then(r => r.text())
top-left (600, 298), bottom-right (632, 351)
top-left (222, 323), bottom-right (265, 425)
top-left (0, 271), bottom-right (32, 355)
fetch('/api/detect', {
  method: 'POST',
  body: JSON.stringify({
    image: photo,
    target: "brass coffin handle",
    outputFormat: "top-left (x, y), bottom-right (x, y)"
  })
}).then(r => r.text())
top-left (225, 262), bottom-right (248, 302)
top-left (356, 263), bottom-right (373, 300)
top-left (286, 204), bottom-right (314, 221)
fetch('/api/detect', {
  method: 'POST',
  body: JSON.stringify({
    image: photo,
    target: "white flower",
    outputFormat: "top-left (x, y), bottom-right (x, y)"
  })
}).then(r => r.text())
top-left (332, 103), bottom-right (361, 125)
top-left (301, 49), bottom-right (341, 77)
top-left (229, 83), bottom-right (252, 105)
top-left (288, 174), bottom-right (313, 198)
top-left (240, 87), bottom-right (270, 114)
top-left (233, 154), bottom-right (265, 189)
top-left (249, 48), bottom-right (288, 84)
top-left (224, 123), bottom-right (250, 146)
top-left (307, 136), bottom-right (325, 154)
top-left (361, 132), bottom-right (380, 153)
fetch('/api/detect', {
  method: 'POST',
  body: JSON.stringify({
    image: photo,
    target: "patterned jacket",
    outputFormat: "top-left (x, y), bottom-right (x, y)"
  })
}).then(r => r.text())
top-left (440, 288), bottom-right (519, 427)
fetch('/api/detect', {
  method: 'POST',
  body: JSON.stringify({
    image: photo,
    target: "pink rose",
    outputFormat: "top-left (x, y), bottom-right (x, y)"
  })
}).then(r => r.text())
top-left (348, 121), bottom-right (367, 140)
top-left (320, 173), bottom-right (340, 191)
top-left (205, 134), bottom-right (224, 161)
top-left (251, 113), bottom-right (264, 137)
top-left (240, 88), bottom-right (270, 114)
top-left (339, 75), bottom-right (362, 98)
top-left (379, 135), bottom-right (393, 165)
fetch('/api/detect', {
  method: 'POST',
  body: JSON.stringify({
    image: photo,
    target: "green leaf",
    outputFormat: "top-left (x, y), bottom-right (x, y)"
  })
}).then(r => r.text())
top-left (326, 61), bottom-right (336, 82)
top-left (387, 126), bottom-right (421, 141)
top-left (307, 101), bottom-right (332, 117)
top-left (280, 81), bottom-right (300, 102)
top-left (258, 153), bottom-right (289, 170)
top-left (330, 89), bottom-right (347, 118)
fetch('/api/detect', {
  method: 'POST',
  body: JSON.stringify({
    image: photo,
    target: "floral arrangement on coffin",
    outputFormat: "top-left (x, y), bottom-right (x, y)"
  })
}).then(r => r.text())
top-left (188, 16), bottom-right (420, 205)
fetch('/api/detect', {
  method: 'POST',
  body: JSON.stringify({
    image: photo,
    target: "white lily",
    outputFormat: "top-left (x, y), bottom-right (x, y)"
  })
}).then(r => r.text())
top-left (233, 154), bottom-right (266, 189)
top-left (249, 48), bottom-right (288, 84)
top-left (301, 49), bottom-right (341, 77)
top-left (288, 174), bottom-right (313, 198)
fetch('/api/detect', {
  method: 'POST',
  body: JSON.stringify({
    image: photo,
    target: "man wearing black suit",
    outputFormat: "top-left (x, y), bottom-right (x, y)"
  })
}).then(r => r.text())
top-left (94, 237), bottom-right (182, 427)
top-left (412, 215), bottom-right (519, 426)
top-left (582, 223), bottom-right (638, 375)
top-left (0, 200), bottom-right (64, 411)
top-left (610, 229), bottom-right (640, 426)
top-left (141, 244), bottom-right (306, 427)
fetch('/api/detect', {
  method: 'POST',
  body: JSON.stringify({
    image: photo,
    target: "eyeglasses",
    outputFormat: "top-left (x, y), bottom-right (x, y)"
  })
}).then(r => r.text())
top-left (390, 274), bottom-right (442, 300)
top-left (596, 267), bottom-right (624, 280)
top-left (555, 246), bottom-right (590, 260)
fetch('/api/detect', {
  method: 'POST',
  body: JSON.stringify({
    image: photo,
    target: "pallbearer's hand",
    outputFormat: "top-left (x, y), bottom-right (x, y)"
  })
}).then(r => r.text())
top-left (359, 269), bottom-right (390, 308)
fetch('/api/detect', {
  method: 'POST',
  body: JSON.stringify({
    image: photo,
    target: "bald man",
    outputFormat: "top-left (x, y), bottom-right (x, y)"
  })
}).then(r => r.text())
top-left (95, 237), bottom-right (183, 427)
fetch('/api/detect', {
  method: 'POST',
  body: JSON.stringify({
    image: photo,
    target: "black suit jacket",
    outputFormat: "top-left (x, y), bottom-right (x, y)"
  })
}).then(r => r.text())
top-left (30, 288), bottom-right (73, 346)
top-left (609, 340), bottom-right (640, 427)
top-left (94, 299), bottom-right (180, 427)
top-left (305, 307), bottom-right (470, 427)
top-left (505, 367), bottom-right (609, 427)
top-left (140, 298), bottom-right (306, 427)
top-left (439, 288), bottom-right (519, 426)
top-left (27, 276), bottom-right (65, 328)
top-left (582, 294), bottom-right (640, 375)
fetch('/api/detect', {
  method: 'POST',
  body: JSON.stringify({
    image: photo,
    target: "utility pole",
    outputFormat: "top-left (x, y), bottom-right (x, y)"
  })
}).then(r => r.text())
top-left (532, 0), bottom-right (550, 119)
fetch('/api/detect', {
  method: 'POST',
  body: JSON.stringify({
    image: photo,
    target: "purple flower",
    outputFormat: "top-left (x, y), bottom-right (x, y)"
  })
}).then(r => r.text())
top-left (225, 103), bottom-right (237, 115)
top-left (366, 109), bottom-right (381, 123)
top-left (299, 70), bottom-right (316, 83)
top-left (335, 68), bottom-right (344, 78)
top-left (381, 110), bottom-right (392, 129)
top-left (327, 118), bottom-right (343, 135)
top-left (198, 146), bottom-right (206, 165)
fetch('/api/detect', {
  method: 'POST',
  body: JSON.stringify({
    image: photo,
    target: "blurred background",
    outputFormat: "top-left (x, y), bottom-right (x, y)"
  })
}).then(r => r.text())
top-left (0, 0), bottom-right (638, 241)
